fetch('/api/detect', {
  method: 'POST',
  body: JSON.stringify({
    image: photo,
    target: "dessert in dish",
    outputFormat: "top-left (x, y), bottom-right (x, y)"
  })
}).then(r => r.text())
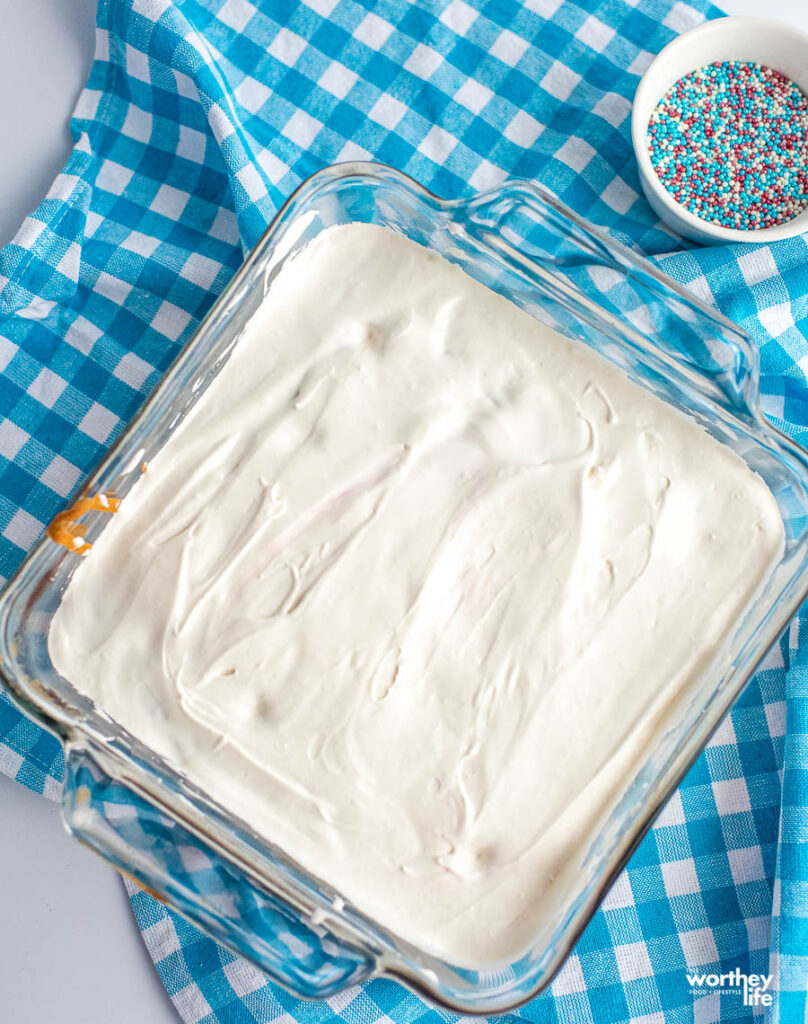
top-left (49, 223), bottom-right (784, 967)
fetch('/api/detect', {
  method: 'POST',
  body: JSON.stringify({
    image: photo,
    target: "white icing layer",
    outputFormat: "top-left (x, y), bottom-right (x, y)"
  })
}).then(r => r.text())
top-left (49, 224), bottom-right (784, 966)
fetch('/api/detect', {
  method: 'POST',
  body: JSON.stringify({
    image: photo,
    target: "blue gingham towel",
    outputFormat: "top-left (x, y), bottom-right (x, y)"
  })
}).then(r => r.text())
top-left (2, 0), bottom-right (808, 1021)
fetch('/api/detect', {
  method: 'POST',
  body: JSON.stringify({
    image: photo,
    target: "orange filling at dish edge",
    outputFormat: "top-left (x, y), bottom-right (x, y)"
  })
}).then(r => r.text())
top-left (47, 494), bottom-right (121, 555)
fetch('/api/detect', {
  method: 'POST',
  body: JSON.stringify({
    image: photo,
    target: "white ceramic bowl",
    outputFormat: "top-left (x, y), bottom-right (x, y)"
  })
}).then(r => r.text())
top-left (631, 16), bottom-right (808, 244)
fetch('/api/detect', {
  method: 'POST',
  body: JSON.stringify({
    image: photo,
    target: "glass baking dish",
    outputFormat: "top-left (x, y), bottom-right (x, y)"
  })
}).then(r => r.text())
top-left (1, 162), bottom-right (808, 1014)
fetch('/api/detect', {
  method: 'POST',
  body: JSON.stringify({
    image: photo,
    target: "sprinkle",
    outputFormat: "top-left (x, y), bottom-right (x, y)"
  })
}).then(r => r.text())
top-left (647, 61), bottom-right (808, 230)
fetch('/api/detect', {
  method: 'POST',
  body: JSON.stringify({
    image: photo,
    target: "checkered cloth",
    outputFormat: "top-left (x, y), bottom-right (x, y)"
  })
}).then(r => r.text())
top-left (2, 0), bottom-right (808, 1020)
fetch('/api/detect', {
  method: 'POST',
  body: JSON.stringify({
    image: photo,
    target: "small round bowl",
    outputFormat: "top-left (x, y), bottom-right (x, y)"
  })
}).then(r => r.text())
top-left (631, 16), bottom-right (808, 244)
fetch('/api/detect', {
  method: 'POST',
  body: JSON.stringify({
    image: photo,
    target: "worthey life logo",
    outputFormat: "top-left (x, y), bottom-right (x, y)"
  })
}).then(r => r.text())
top-left (687, 969), bottom-right (773, 1007)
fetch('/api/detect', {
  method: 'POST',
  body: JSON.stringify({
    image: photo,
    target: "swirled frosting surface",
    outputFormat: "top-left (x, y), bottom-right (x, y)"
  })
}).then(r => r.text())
top-left (49, 224), bottom-right (784, 966)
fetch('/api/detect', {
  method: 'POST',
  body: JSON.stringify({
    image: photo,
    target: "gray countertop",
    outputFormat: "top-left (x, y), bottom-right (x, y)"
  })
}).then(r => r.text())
top-left (0, 773), bottom-right (176, 1021)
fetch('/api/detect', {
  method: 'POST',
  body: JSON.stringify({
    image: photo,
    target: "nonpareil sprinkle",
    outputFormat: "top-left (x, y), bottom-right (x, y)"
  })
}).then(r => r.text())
top-left (648, 61), bottom-right (808, 230)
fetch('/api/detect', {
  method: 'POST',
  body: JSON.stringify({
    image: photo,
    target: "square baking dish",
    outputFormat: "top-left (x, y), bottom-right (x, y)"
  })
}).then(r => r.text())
top-left (2, 162), bottom-right (808, 1013)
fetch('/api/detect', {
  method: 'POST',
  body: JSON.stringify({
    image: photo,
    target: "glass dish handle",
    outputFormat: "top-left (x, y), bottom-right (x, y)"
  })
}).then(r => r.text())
top-left (459, 181), bottom-right (761, 421)
top-left (61, 744), bottom-right (376, 997)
